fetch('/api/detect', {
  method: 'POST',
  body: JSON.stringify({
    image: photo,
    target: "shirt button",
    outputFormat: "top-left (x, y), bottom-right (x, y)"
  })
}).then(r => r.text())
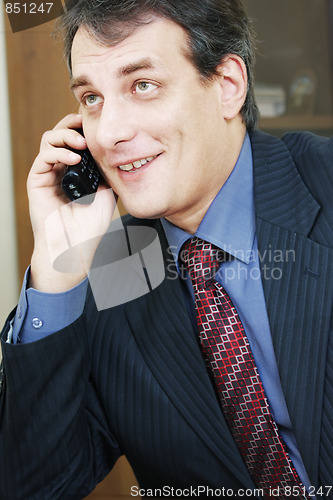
top-left (32, 317), bottom-right (43, 329)
top-left (17, 305), bottom-right (22, 319)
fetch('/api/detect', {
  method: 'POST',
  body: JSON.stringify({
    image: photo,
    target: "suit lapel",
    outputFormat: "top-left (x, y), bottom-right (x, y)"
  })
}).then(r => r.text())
top-left (251, 131), bottom-right (333, 486)
top-left (124, 223), bottom-right (254, 488)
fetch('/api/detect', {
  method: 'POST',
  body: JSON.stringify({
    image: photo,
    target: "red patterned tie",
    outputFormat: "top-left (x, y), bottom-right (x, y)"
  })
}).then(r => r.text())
top-left (181, 237), bottom-right (310, 499)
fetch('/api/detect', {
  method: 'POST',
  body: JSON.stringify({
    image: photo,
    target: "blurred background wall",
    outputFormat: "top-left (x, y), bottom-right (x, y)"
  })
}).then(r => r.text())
top-left (0, 3), bottom-right (18, 326)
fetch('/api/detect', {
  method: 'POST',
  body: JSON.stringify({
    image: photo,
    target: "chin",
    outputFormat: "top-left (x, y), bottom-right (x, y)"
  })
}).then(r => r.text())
top-left (122, 200), bottom-right (166, 221)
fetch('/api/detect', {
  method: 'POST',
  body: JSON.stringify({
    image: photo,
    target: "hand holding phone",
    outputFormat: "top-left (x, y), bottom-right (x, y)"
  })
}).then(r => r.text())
top-left (27, 114), bottom-right (116, 293)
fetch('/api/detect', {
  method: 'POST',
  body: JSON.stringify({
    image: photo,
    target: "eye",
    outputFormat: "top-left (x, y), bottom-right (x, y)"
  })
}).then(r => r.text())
top-left (133, 81), bottom-right (158, 94)
top-left (83, 94), bottom-right (103, 107)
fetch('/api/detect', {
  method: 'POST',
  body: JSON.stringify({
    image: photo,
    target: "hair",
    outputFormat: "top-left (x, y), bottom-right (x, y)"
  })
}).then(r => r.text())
top-left (57, 0), bottom-right (259, 130)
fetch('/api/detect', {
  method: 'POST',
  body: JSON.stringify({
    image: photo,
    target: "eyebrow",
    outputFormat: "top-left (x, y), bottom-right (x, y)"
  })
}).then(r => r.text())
top-left (70, 76), bottom-right (90, 92)
top-left (116, 58), bottom-right (155, 77)
top-left (70, 58), bottom-right (156, 92)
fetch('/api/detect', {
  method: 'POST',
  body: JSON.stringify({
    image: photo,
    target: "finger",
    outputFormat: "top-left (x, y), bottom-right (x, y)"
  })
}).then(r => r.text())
top-left (53, 113), bottom-right (83, 131)
top-left (30, 163), bottom-right (66, 190)
top-left (40, 128), bottom-right (87, 151)
top-left (31, 149), bottom-right (82, 176)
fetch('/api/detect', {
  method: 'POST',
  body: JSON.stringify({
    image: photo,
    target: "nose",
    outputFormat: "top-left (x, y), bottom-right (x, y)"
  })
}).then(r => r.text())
top-left (95, 98), bottom-right (136, 149)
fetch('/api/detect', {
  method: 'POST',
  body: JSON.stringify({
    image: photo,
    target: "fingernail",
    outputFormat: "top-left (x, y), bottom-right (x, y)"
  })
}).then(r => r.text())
top-left (69, 152), bottom-right (81, 161)
top-left (77, 135), bottom-right (86, 145)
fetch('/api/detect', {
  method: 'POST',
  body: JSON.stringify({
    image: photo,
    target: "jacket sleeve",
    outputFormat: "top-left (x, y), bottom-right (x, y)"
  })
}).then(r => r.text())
top-left (0, 308), bottom-right (121, 500)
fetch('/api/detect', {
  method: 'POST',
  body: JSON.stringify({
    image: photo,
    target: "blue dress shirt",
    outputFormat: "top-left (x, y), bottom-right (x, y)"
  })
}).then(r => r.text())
top-left (12, 134), bottom-right (312, 493)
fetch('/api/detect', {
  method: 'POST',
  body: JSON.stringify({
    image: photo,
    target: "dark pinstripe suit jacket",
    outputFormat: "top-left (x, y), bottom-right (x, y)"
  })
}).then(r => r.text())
top-left (0, 130), bottom-right (333, 499)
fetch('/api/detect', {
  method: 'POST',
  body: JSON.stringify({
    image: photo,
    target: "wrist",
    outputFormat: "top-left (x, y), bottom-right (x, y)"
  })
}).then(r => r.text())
top-left (30, 248), bottom-right (88, 293)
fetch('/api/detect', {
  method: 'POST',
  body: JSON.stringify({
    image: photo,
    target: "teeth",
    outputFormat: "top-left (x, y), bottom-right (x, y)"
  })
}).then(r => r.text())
top-left (119, 155), bottom-right (157, 171)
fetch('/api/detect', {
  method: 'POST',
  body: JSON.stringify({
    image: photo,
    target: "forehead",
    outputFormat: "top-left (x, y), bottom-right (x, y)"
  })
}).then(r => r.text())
top-left (71, 18), bottom-right (190, 77)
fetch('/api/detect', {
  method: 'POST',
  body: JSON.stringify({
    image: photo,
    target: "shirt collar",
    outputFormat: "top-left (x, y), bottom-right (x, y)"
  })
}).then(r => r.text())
top-left (161, 133), bottom-right (255, 268)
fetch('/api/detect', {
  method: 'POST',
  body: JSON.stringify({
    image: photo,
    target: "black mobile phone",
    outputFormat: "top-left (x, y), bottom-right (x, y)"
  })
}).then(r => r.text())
top-left (62, 135), bottom-right (100, 203)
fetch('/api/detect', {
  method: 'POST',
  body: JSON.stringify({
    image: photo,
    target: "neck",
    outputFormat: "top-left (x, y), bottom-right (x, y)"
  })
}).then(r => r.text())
top-left (167, 200), bottom-right (215, 235)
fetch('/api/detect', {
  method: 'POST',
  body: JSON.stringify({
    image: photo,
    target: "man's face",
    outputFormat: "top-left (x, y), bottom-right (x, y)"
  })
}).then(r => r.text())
top-left (71, 18), bottom-right (243, 232)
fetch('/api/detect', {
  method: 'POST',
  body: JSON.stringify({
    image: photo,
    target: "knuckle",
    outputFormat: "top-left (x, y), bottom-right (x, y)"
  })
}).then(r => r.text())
top-left (41, 130), bottom-right (52, 144)
top-left (68, 112), bottom-right (80, 120)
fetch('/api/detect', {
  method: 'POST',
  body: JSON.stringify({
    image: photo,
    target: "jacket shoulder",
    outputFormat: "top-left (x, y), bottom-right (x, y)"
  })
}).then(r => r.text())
top-left (281, 131), bottom-right (333, 243)
top-left (281, 131), bottom-right (333, 163)
top-left (280, 131), bottom-right (333, 189)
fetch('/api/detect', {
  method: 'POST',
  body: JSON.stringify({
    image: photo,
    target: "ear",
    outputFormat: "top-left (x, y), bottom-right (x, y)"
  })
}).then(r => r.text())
top-left (216, 54), bottom-right (248, 120)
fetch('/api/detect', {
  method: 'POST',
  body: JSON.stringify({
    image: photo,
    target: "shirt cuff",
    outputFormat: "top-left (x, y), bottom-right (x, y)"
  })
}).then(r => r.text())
top-left (12, 267), bottom-right (88, 344)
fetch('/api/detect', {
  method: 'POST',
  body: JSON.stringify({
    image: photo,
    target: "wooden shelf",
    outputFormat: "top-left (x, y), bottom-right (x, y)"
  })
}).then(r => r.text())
top-left (260, 114), bottom-right (333, 131)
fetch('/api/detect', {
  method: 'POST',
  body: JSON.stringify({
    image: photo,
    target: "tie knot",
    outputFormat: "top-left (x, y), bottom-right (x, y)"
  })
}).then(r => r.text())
top-left (181, 236), bottom-right (225, 287)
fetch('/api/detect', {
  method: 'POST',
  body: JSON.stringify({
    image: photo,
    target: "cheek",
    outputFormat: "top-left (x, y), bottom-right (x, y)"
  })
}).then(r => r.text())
top-left (98, 164), bottom-right (119, 193)
top-left (82, 125), bottom-right (99, 159)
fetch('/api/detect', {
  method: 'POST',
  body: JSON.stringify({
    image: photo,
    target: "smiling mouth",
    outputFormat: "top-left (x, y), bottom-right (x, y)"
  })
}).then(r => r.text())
top-left (118, 155), bottom-right (158, 172)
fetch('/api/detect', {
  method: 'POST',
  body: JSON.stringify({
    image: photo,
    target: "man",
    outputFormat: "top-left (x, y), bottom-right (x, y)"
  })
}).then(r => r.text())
top-left (1, 0), bottom-right (332, 498)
